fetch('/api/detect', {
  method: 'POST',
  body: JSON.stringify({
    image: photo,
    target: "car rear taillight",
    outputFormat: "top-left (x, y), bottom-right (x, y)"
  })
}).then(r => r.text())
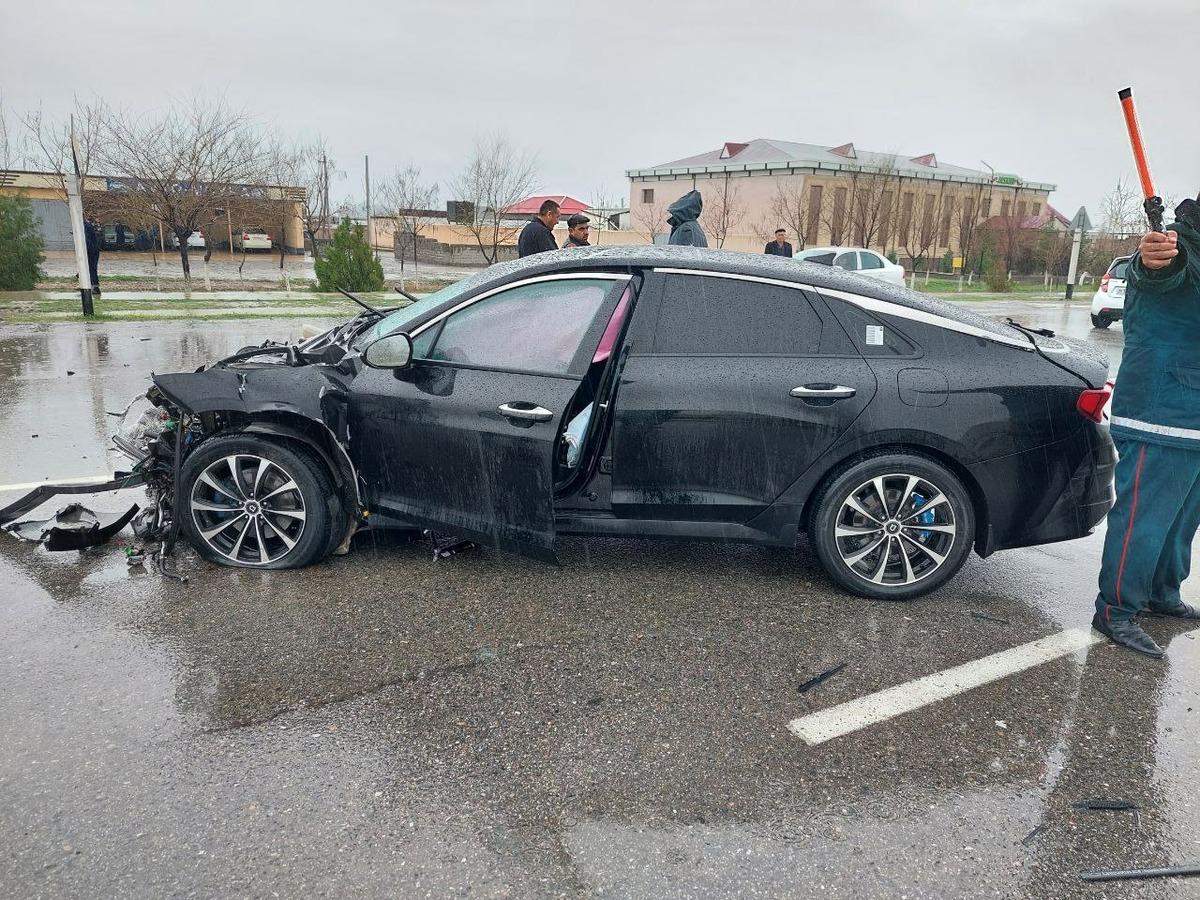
top-left (1077, 385), bottom-right (1113, 423)
top-left (243, 233), bottom-right (250, 240)
top-left (1100, 273), bottom-right (1111, 293)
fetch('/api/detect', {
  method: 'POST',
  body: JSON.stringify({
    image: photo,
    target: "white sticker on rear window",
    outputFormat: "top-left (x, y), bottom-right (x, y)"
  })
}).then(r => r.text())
top-left (865, 325), bottom-right (884, 346)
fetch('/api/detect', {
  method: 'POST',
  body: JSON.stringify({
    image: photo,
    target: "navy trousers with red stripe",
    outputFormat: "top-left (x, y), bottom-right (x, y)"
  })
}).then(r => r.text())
top-left (1097, 437), bottom-right (1200, 623)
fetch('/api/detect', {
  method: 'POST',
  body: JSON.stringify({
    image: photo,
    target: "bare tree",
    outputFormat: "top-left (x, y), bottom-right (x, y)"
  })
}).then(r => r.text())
top-left (770, 178), bottom-right (813, 250)
top-left (588, 185), bottom-right (620, 246)
top-left (847, 159), bottom-right (900, 250)
top-left (451, 134), bottom-right (537, 264)
top-left (954, 183), bottom-right (986, 275)
top-left (20, 100), bottom-right (104, 198)
top-left (700, 175), bottom-right (744, 249)
top-left (900, 189), bottom-right (946, 275)
top-left (820, 182), bottom-right (850, 246)
top-left (1100, 178), bottom-right (1145, 237)
top-left (91, 99), bottom-right (268, 281)
top-left (381, 163), bottom-right (440, 270)
top-left (634, 196), bottom-right (669, 244)
top-left (275, 137), bottom-right (339, 256)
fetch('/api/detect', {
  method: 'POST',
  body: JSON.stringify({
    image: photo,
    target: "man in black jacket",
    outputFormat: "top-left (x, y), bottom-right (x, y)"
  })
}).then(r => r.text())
top-left (83, 216), bottom-right (102, 296)
top-left (764, 228), bottom-right (793, 257)
top-left (517, 200), bottom-right (560, 258)
top-left (562, 213), bottom-right (590, 248)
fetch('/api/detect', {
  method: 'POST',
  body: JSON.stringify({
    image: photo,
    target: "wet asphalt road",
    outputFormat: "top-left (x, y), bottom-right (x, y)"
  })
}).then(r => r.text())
top-left (2, 303), bottom-right (1199, 899)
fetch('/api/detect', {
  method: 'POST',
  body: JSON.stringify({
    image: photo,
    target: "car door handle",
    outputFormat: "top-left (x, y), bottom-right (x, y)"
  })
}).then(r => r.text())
top-left (498, 402), bottom-right (554, 423)
top-left (790, 385), bottom-right (857, 400)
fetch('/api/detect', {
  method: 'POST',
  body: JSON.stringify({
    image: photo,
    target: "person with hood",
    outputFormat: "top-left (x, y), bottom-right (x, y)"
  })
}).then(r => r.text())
top-left (1093, 197), bottom-right (1200, 657)
top-left (666, 190), bottom-right (708, 247)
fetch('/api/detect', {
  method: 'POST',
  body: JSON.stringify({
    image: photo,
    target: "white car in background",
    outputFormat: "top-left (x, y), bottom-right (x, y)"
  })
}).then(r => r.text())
top-left (167, 230), bottom-right (206, 249)
top-left (1090, 255), bottom-right (1130, 329)
top-left (233, 226), bottom-right (273, 252)
top-left (796, 246), bottom-right (907, 286)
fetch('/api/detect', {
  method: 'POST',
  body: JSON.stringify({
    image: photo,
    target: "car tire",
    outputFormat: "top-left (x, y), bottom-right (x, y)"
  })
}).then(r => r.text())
top-left (809, 453), bottom-right (975, 601)
top-left (179, 434), bottom-right (340, 569)
top-left (1091, 314), bottom-right (1111, 329)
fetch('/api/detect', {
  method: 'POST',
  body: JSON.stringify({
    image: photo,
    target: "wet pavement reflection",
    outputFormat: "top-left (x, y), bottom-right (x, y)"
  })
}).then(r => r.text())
top-left (1, 302), bottom-right (1197, 899)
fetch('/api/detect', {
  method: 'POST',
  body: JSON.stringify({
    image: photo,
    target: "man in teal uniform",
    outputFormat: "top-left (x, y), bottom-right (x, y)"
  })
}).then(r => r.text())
top-left (1094, 198), bottom-right (1200, 657)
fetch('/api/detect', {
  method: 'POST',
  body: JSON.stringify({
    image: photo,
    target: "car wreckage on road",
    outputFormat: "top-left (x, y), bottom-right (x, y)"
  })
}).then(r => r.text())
top-left (1, 246), bottom-right (1117, 600)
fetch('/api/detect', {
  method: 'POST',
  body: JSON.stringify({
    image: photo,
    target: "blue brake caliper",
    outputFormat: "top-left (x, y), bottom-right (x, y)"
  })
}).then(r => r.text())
top-left (910, 492), bottom-right (935, 541)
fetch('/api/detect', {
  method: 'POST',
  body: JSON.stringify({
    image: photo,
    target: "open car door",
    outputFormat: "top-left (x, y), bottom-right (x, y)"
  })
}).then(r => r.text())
top-left (349, 273), bottom-right (631, 561)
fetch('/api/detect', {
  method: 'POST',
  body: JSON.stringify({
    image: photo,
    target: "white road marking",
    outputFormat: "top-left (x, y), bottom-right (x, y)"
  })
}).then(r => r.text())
top-left (0, 475), bottom-right (116, 494)
top-left (788, 627), bottom-right (1104, 746)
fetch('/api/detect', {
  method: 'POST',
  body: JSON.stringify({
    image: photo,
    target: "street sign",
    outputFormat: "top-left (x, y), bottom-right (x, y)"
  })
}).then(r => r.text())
top-left (1069, 206), bottom-right (1092, 232)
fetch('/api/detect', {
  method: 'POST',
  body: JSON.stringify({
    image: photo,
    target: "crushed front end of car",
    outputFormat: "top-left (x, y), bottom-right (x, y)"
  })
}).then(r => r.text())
top-left (1, 310), bottom-right (382, 570)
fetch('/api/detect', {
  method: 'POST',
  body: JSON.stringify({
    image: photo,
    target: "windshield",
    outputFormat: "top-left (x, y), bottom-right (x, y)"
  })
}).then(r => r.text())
top-left (366, 272), bottom-right (488, 342)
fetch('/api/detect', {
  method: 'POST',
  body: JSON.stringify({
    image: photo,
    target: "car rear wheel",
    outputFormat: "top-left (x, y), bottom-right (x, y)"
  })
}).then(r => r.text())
top-left (810, 454), bottom-right (975, 601)
top-left (179, 434), bottom-right (339, 569)
top-left (1091, 314), bottom-right (1111, 329)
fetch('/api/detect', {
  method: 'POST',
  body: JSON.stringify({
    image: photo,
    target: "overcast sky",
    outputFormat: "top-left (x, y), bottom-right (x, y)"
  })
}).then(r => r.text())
top-left (3, 0), bottom-right (1196, 219)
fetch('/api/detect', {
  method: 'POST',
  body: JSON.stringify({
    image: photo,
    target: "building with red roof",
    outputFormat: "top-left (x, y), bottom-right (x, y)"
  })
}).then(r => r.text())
top-left (503, 195), bottom-right (589, 221)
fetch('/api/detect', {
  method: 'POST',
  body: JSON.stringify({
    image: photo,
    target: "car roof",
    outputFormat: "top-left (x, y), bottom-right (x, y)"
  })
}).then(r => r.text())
top-left (448, 245), bottom-right (1016, 341)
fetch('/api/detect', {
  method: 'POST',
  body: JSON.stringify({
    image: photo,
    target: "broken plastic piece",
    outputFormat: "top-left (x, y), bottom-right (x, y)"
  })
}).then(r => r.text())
top-left (4, 503), bottom-right (140, 551)
top-left (423, 529), bottom-right (478, 560)
top-left (0, 472), bottom-right (147, 526)
top-left (1081, 863), bottom-right (1200, 882)
top-left (798, 662), bottom-right (846, 694)
top-left (1072, 799), bottom-right (1139, 811)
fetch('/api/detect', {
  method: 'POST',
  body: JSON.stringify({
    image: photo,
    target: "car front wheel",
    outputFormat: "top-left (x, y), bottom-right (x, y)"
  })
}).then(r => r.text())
top-left (810, 454), bottom-right (975, 600)
top-left (179, 434), bottom-right (339, 569)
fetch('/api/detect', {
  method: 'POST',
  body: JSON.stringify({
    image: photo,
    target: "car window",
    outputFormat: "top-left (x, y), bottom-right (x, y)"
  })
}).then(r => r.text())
top-left (834, 251), bottom-right (859, 270)
top-left (653, 274), bottom-right (823, 355)
top-left (819, 294), bottom-right (917, 357)
top-left (859, 252), bottom-right (884, 270)
top-left (1109, 259), bottom-right (1130, 280)
top-left (423, 278), bottom-right (612, 374)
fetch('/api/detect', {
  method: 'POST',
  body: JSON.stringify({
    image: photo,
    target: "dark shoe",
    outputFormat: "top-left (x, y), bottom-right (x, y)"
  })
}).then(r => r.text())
top-left (1146, 602), bottom-right (1200, 620)
top-left (1092, 613), bottom-right (1165, 658)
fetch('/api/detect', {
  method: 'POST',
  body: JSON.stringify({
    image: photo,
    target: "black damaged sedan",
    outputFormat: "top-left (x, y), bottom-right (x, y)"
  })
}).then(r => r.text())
top-left (117, 246), bottom-right (1114, 600)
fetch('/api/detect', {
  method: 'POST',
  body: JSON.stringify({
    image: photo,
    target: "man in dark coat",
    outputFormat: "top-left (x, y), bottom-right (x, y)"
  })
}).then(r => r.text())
top-left (83, 216), bottom-right (102, 296)
top-left (1093, 198), bottom-right (1200, 657)
top-left (562, 213), bottom-right (590, 249)
top-left (764, 228), bottom-right (793, 257)
top-left (666, 190), bottom-right (707, 247)
top-left (517, 200), bottom-right (561, 258)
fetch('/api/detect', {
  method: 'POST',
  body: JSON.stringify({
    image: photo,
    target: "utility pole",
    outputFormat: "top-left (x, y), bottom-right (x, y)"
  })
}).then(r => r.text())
top-left (364, 154), bottom-right (375, 259)
top-left (66, 116), bottom-right (93, 316)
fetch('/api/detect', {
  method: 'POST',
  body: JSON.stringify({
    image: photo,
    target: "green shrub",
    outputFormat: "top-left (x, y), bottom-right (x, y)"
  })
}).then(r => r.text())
top-left (0, 195), bottom-right (46, 291)
top-left (984, 262), bottom-right (1012, 292)
top-left (314, 219), bottom-right (384, 293)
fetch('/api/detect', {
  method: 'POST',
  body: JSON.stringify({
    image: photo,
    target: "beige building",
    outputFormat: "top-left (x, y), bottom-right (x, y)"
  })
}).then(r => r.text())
top-left (626, 139), bottom-right (1057, 264)
top-left (0, 169), bottom-right (306, 253)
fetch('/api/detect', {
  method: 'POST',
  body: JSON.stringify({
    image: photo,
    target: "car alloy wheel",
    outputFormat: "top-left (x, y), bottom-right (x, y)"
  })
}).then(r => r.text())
top-left (190, 453), bottom-right (307, 565)
top-left (834, 473), bottom-right (957, 588)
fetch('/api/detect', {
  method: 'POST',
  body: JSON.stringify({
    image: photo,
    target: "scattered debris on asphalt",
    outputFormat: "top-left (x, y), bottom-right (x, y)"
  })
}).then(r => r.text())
top-left (970, 612), bottom-right (1013, 625)
top-left (1072, 799), bottom-right (1139, 811)
top-left (3, 503), bottom-right (139, 551)
top-left (1021, 824), bottom-right (1047, 846)
top-left (1081, 863), bottom-right (1200, 883)
top-left (425, 530), bottom-right (477, 560)
top-left (798, 662), bottom-right (847, 694)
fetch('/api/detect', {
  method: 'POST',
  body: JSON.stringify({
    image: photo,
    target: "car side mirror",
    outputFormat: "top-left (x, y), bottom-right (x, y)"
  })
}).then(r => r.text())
top-left (362, 332), bottom-right (413, 369)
